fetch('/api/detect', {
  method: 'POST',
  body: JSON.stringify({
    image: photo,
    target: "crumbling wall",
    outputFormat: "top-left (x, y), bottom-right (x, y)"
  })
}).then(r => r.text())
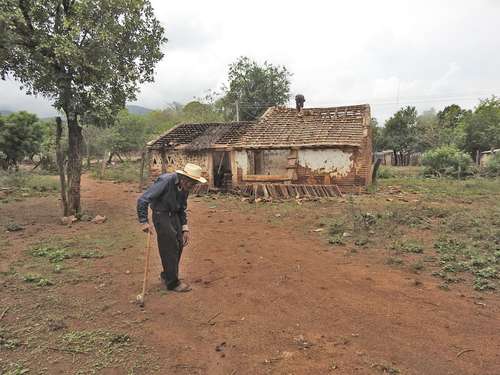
top-left (148, 149), bottom-right (209, 180)
top-left (295, 147), bottom-right (363, 190)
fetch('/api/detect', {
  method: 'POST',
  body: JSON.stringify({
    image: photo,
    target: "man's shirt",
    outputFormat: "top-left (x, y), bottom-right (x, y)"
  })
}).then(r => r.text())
top-left (137, 172), bottom-right (188, 230)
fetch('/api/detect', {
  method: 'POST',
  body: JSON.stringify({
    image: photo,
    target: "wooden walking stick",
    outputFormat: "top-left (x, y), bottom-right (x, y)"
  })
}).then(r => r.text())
top-left (136, 228), bottom-right (152, 308)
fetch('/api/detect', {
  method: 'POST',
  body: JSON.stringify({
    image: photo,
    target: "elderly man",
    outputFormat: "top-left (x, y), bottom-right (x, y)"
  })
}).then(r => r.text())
top-left (137, 163), bottom-right (206, 292)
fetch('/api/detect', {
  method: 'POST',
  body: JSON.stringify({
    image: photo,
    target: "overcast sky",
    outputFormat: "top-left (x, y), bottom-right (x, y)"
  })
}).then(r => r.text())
top-left (1, 0), bottom-right (499, 123)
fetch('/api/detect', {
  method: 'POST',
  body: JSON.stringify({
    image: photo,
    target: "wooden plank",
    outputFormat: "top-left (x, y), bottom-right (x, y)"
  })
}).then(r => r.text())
top-left (262, 184), bottom-right (269, 199)
top-left (243, 175), bottom-right (288, 182)
top-left (334, 184), bottom-right (344, 198)
top-left (279, 184), bottom-right (289, 198)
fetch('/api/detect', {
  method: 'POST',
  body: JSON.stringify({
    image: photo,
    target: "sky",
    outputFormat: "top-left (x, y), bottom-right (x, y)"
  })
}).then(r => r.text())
top-left (1, 0), bottom-right (500, 123)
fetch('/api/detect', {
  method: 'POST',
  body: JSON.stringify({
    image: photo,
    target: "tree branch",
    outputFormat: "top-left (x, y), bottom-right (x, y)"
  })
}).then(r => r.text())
top-left (18, 0), bottom-right (34, 32)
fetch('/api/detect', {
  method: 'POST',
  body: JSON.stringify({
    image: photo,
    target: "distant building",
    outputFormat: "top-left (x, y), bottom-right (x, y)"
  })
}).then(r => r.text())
top-left (480, 149), bottom-right (500, 167)
top-left (146, 103), bottom-right (372, 193)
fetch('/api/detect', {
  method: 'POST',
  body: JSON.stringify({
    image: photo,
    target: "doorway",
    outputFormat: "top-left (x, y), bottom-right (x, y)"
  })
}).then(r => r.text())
top-left (213, 151), bottom-right (232, 189)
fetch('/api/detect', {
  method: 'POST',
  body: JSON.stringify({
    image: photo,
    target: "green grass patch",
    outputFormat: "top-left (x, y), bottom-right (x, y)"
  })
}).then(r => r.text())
top-left (379, 176), bottom-right (500, 199)
top-left (0, 170), bottom-right (59, 201)
top-left (23, 273), bottom-right (54, 287)
top-left (29, 241), bottom-right (105, 264)
top-left (90, 160), bottom-right (145, 183)
top-left (391, 240), bottom-right (424, 254)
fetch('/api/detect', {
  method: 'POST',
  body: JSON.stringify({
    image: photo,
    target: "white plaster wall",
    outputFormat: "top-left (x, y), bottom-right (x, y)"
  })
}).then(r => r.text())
top-left (234, 151), bottom-right (249, 176)
top-left (298, 149), bottom-right (353, 177)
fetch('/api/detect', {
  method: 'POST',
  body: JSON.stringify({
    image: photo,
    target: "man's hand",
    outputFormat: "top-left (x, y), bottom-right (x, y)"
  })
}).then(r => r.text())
top-left (141, 223), bottom-right (152, 233)
top-left (182, 231), bottom-right (190, 246)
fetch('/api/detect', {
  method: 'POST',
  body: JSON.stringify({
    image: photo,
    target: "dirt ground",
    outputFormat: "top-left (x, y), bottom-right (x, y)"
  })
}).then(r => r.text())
top-left (1, 175), bottom-right (500, 375)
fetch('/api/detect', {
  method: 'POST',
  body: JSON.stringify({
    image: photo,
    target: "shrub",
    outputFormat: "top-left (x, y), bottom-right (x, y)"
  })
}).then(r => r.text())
top-left (483, 152), bottom-right (500, 177)
top-left (376, 166), bottom-right (394, 179)
top-left (422, 145), bottom-right (473, 178)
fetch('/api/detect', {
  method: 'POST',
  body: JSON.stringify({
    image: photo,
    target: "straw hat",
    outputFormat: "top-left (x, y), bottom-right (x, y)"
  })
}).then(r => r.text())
top-left (176, 163), bottom-right (207, 184)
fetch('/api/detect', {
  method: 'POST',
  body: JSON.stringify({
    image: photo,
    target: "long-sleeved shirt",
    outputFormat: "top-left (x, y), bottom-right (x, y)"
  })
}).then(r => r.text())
top-left (137, 172), bottom-right (189, 231)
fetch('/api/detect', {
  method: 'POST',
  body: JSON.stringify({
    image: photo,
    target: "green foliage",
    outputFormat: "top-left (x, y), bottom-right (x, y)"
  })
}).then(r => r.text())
top-left (422, 145), bottom-right (472, 177)
top-left (376, 166), bottom-right (395, 179)
top-left (0, 112), bottom-right (43, 169)
top-left (23, 273), bottom-right (54, 286)
top-left (483, 152), bottom-right (500, 177)
top-left (461, 97), bottom-right (500, 156)
top-left (0, 0), bottom-right (166, 123)
top-left (391, 240), bottom-right (424, 254)
top-left (220, 56), bottom-right (292, 121)
top-left (90, 160), bottom-right (144, 183)
top-left (0, 170), bottom-right (59, 200)
top-left (383, 106), bottom-right (417, 158)
top-left (371, 118), bottom-right (385, 152)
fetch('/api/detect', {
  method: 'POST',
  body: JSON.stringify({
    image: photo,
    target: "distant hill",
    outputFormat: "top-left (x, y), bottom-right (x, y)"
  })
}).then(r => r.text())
top-left (0, 110), bottom-right (13, 116)
top-left (126, 105), bottom-right (153, 115)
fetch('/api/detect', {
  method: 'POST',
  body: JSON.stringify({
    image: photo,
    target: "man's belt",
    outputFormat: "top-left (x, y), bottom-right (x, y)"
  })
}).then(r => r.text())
top-left (153, 209), bottom-right (177, 217)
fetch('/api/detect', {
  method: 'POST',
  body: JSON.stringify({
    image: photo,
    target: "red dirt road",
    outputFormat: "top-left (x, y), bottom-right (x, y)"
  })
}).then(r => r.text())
top-left (2, 176), bottom-right (500, 374)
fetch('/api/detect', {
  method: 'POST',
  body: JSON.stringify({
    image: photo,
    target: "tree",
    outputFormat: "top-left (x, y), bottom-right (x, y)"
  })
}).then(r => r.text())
top-left (383, 106), bottom-right (417, 165)
top-left (370, 117), bottom-right (386, 152)
top-left (0, 0), bottom-right (165, 214)
top-left (220, 56), bottom-right (292, 121)
top-left (437, 104), bottom-right (468, 129)
top-left (461, 97), bottom-right (500, 159)
top-left (0, 111), bottom-right (42, 169)
top-left (414, 108), bottom-right (439, 151)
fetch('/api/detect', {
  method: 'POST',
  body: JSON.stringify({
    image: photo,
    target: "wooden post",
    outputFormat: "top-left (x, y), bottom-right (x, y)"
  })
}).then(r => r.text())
top-left (160, 148), bottom-right (167, 173)
top-left (55, 117), bottom-right (69, 216)
top-left (230, 151), bottom-right (238, 188)
top-left (139, 149), bottom-right (150, 191)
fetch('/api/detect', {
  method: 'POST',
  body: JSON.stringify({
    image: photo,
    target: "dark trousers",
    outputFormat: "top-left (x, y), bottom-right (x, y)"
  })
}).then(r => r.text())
top-left (152, 211), bottom-right (183, 289)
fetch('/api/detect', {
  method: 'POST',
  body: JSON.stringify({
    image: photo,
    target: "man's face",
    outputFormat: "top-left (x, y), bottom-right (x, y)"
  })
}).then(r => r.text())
top-left (179, 176), bottom-right (197, 192)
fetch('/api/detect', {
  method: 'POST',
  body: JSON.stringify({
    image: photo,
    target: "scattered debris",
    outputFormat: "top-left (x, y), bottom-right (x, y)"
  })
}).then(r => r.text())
top-left (215, 341), bottom-right (226, 352)
top-left (294, 335), bottom-right (313, 349)
top-left (207, 312), bottom-right (222, 325)
top-left (91, 215), bottom-right (107, 224)
top-left (456, 348), bottom-right (475, 358)
top-left (60, 215), bottom-right (77, 225)
top-left (47, 319), bottom-right (67, 331)
top-left (0, 307), bottom-right (9, 321)
top-left (6, 222), bottom-right (24, 232)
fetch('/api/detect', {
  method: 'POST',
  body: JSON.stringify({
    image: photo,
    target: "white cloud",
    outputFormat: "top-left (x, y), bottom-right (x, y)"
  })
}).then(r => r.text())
top-left (1, 0), bottom-right (499, 123)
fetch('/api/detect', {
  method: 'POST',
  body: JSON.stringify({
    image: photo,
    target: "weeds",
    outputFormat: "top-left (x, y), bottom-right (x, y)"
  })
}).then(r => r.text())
top-left (0, 329), bottom-right (21, 350)
top-left (29, 241), bottom-right (104, 263)
top-left (391, 240), bottom-right (424, 254)
top-left (0, 363), bottom-right (30, 375)
top-left (23, 273), bottom-right (54, 286)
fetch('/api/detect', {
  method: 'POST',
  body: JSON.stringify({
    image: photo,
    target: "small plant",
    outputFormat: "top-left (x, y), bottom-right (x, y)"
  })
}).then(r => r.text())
top-left (409, 261), bottom-right (425, 273)
top-left (391, 240), bottom-right (424, 254)
top-left (79, 250), bottom-right (104, 259)
top-left (0, 329), bottom-right (20, 350)
top-left (31, 244), bottom-right (72, 263)
top-left (483, 152), bottom-right (500, 177)
top-left (473, 278), bottom-right (496, 291)
top-left (386, 257), bottom-right (404, 266)
top-left (422, 145), bottom-right (473, 178)
top-left (23, 273), bottom-right (54, 287)
top-left (434, 238), bottom-right (465, 254)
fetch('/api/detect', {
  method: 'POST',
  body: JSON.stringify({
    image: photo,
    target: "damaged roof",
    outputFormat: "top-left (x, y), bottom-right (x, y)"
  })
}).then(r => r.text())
top-left (147, 104), bottom-right (370, 150)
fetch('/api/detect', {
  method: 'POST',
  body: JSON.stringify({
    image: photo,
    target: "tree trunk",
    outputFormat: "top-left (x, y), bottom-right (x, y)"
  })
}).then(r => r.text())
top-left (107, 152), bottom-right (114, 164)
top-left (392, 150), bottom-right (398, 166)
top-left (65, 111), bottom-right (83, 215)
top-left (55, 117), bottom-right (69, 216)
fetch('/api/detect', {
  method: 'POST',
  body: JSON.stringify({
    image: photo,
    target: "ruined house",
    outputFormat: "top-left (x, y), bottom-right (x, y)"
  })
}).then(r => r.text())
top-left (145, 102), bottom-right (372, 194)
